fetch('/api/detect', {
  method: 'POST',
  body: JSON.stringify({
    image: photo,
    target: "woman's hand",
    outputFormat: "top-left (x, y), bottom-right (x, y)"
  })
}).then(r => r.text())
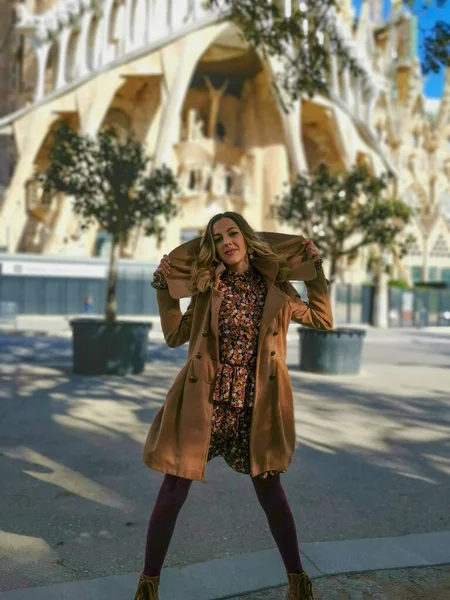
top-left (154, 254), bottom-right (171, 279)
top-left (302, 239), bottom-right (321, 261)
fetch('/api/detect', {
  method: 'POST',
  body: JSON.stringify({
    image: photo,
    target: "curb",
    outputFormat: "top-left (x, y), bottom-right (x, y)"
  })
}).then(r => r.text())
top-left (1, 530), bottom-right (450, 599)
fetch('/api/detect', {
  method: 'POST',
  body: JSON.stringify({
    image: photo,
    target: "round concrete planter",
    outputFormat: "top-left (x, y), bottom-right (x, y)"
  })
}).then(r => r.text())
top-left (70, 318), bottom-right (153, 375)
top-left (298, 327), bottom-right (366, 375)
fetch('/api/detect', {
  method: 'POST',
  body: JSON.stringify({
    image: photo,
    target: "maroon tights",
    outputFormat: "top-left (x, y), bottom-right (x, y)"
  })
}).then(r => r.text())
top-left (143, 473), bottom-right (303, 577)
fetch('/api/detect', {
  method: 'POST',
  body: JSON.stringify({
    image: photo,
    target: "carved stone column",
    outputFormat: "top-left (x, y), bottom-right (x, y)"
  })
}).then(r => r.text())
top-left (34, 43), bottom-right (52, 102)
top-left (342, 67), bottom-right (353, 109)
top-left (365, 85), bottom-right (379, 127)
top-left (354, 77), bottom-right (363, 120)
top-left (55, 28), bottom-right (72, 90)
top-left (330, 54), bottom-right (339, 97)
top-left (123, 0), bottom-right (134, 53)
top-left (76, 11), bottom-right (94, 78)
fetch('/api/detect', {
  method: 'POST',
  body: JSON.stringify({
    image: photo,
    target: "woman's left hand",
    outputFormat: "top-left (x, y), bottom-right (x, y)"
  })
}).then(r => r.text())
top-left (302, 238), bottom-right (321, 261)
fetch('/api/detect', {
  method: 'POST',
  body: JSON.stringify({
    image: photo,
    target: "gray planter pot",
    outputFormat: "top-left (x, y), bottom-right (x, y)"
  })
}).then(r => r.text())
top-left (298, 327), bottom-right (366, 375)
top-left (70, 318), bottom-right (153, 375)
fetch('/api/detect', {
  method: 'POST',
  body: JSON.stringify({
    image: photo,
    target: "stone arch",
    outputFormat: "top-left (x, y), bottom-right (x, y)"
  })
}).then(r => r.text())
top-left (404, 182), bottom-right (427, 212)
top-left (19, 114), bottom-right (81, 253)
top-left (101, 107), bottom-right (132, 138)
top-left (33, 114), bottom-right (80, 172)
top-left (301, 101), bottom-right (347, 173)
top-left (372, 91), bottom-right (395, 148)
top-left (153, 20), bottom-right (248, 165)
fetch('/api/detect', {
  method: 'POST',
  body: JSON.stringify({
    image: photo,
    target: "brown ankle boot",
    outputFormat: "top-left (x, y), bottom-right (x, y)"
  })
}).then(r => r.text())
top-left (133, 572), bottom-right (160, 600)
top-left (286, 571), bottom-right (315, 600)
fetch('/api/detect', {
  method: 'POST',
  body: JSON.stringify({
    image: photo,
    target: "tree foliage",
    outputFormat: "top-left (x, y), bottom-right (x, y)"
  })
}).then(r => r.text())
top-left (207, 0), bottom-right (364, 108)
top-left (404, 0), bottom-right (449, 75)
top-left (37, 122), bottom-right (180, 241)
top-left (35, 122), bottom-right (180, 321)
top-left (272, 163), bottom-right (415, 282)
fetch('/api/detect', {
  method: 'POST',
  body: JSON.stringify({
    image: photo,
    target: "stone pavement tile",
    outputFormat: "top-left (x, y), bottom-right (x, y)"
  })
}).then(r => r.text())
top-left (386, 531), bottom-right (450, 566)
top-left (301, 530), bottom-right (450, 575)
top-left (0, 572), bottom-right (135, 600)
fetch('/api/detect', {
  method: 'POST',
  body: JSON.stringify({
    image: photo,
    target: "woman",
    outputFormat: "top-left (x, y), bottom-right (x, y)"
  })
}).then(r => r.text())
top-left (134, 212), bottom-right (333, 600)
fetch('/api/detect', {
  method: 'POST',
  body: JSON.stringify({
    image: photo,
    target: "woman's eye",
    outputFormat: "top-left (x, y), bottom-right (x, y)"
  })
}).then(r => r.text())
top-left (231, 232), bottom-right (237, 236)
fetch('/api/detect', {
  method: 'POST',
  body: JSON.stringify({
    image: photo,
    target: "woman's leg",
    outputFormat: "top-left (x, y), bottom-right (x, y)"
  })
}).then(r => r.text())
top-left (251, 473), bottom-right (303, 574)
top-left (144, 474), bottom-right (193, 577)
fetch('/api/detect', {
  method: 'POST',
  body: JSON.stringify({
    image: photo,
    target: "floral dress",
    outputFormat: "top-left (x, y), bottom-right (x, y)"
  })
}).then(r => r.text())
top-left (206, 265), bottom-right (287, 479)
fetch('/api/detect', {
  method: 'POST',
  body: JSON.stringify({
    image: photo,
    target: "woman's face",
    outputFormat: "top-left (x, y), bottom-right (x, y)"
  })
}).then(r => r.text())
top-left (212, 217), bottom-right (249, 270)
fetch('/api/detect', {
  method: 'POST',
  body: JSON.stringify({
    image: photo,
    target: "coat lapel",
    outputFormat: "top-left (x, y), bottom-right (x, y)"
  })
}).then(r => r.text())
top-left (252, 257), bottom-right (290, 348)
top-left (210, 263), bottom-right (225, 362)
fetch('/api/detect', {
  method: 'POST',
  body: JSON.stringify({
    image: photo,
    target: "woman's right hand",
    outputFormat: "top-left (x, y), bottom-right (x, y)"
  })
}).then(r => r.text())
top-left (154, 254), bottom-right (171, 279)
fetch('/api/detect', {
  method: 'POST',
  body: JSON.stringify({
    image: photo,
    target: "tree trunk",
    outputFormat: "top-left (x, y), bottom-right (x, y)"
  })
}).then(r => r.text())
top-left (105, 237), bottom-right (120, 322)
top-left (421, 234), bottom-right (429, 282)
top-left (372, 270), bottom-right (389, 328)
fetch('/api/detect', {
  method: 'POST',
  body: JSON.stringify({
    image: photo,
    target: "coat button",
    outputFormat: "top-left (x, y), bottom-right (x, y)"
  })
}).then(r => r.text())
top-left (196, 352), bottom-right (202, 359)
top-left (190, 375), bottom-right (198, 383)
top-left (273, 331), bottom-right (279, 336)
top-left (202, 330), bottom-right (208, 337)
top-left (270, 350), bottom-right (276, 356)
top-left (269, 375), bottom-right (276, 380)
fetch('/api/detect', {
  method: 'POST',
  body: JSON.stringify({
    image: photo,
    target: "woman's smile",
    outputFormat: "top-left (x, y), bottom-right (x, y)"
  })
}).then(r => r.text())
top-left (213, 217), bottom-right (250, 272)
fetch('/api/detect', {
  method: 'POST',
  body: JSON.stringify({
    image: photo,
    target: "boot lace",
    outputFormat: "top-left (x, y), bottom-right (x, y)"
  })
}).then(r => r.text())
top-left (134, 574), bottom-right (159, 600)
top-left (289, 572), bottom-right (315, 600)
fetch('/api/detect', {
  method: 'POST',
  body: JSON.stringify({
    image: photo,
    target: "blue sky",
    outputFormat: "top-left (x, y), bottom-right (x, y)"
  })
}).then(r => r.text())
top-left (353, 0), bottom-right (449, 98)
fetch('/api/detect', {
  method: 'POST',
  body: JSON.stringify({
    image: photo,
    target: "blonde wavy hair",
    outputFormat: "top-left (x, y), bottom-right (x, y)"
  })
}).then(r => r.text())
top-left (190, 212), bottom-right (290, 293)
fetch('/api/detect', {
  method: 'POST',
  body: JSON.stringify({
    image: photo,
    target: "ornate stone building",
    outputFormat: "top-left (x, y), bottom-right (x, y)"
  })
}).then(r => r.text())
top-left (0, 0), bottom-right (448, 285)
top-left (367, 3), bottom-right (450, 284)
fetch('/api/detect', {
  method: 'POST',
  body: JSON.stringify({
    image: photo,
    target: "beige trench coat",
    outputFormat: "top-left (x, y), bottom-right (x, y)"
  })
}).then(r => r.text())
top-left (143, 233), bottom-right (333, 481)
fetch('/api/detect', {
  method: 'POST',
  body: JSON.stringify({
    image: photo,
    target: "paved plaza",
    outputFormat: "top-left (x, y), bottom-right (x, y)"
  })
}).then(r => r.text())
top-left (0, 326), bottom-right (449, 599)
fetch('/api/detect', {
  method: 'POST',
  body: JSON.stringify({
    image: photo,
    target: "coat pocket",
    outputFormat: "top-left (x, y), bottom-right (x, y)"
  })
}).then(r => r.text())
top-left (187, 357), bottom-right (217, 385)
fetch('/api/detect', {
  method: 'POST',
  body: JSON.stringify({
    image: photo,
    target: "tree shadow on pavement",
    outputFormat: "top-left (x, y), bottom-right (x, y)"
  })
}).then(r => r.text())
top-left (0, 334), bottom-right (449, 593)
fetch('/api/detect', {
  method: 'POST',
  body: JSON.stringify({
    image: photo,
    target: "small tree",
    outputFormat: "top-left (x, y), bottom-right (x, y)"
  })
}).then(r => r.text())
top-left (272, 162), bottom-right (414, 295)
top-left (37, 122), bottom-right (180, 322)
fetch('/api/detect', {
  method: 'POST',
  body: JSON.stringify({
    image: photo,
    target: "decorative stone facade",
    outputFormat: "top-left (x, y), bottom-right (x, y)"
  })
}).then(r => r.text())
top-left (0, 0), bottom-right (448, 286)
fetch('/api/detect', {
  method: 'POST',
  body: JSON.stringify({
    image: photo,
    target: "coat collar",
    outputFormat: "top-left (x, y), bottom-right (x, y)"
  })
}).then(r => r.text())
top-left (213, 255), bottom-right (279, 288)
top-left (165, 231), bottom-right (318, 299)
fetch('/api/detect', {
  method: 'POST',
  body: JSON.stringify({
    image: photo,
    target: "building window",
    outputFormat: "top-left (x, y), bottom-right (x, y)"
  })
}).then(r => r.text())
top-left (188, 170), bottom-right (196, 190)
top-left (95, 231), bottom-right (112, 257)
top-left (428, 267), bottom-right (439, 282)
top-left (225, 173), bottom-right (233, 194)
top-left (410, 266), bottom-right (422, 283)
top-left (215, 121), bottom-right (226, 143)
top-left (180, 228), bottom-right (202, 244)
top-left (441, 269), bottom-right (450, 284)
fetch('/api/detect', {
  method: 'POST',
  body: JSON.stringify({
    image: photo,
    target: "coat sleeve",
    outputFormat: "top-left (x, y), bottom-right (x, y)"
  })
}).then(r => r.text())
top-left (286, 268), bottom-right (333, 330)
top-left (156, 289), bottom-right (197, 348)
